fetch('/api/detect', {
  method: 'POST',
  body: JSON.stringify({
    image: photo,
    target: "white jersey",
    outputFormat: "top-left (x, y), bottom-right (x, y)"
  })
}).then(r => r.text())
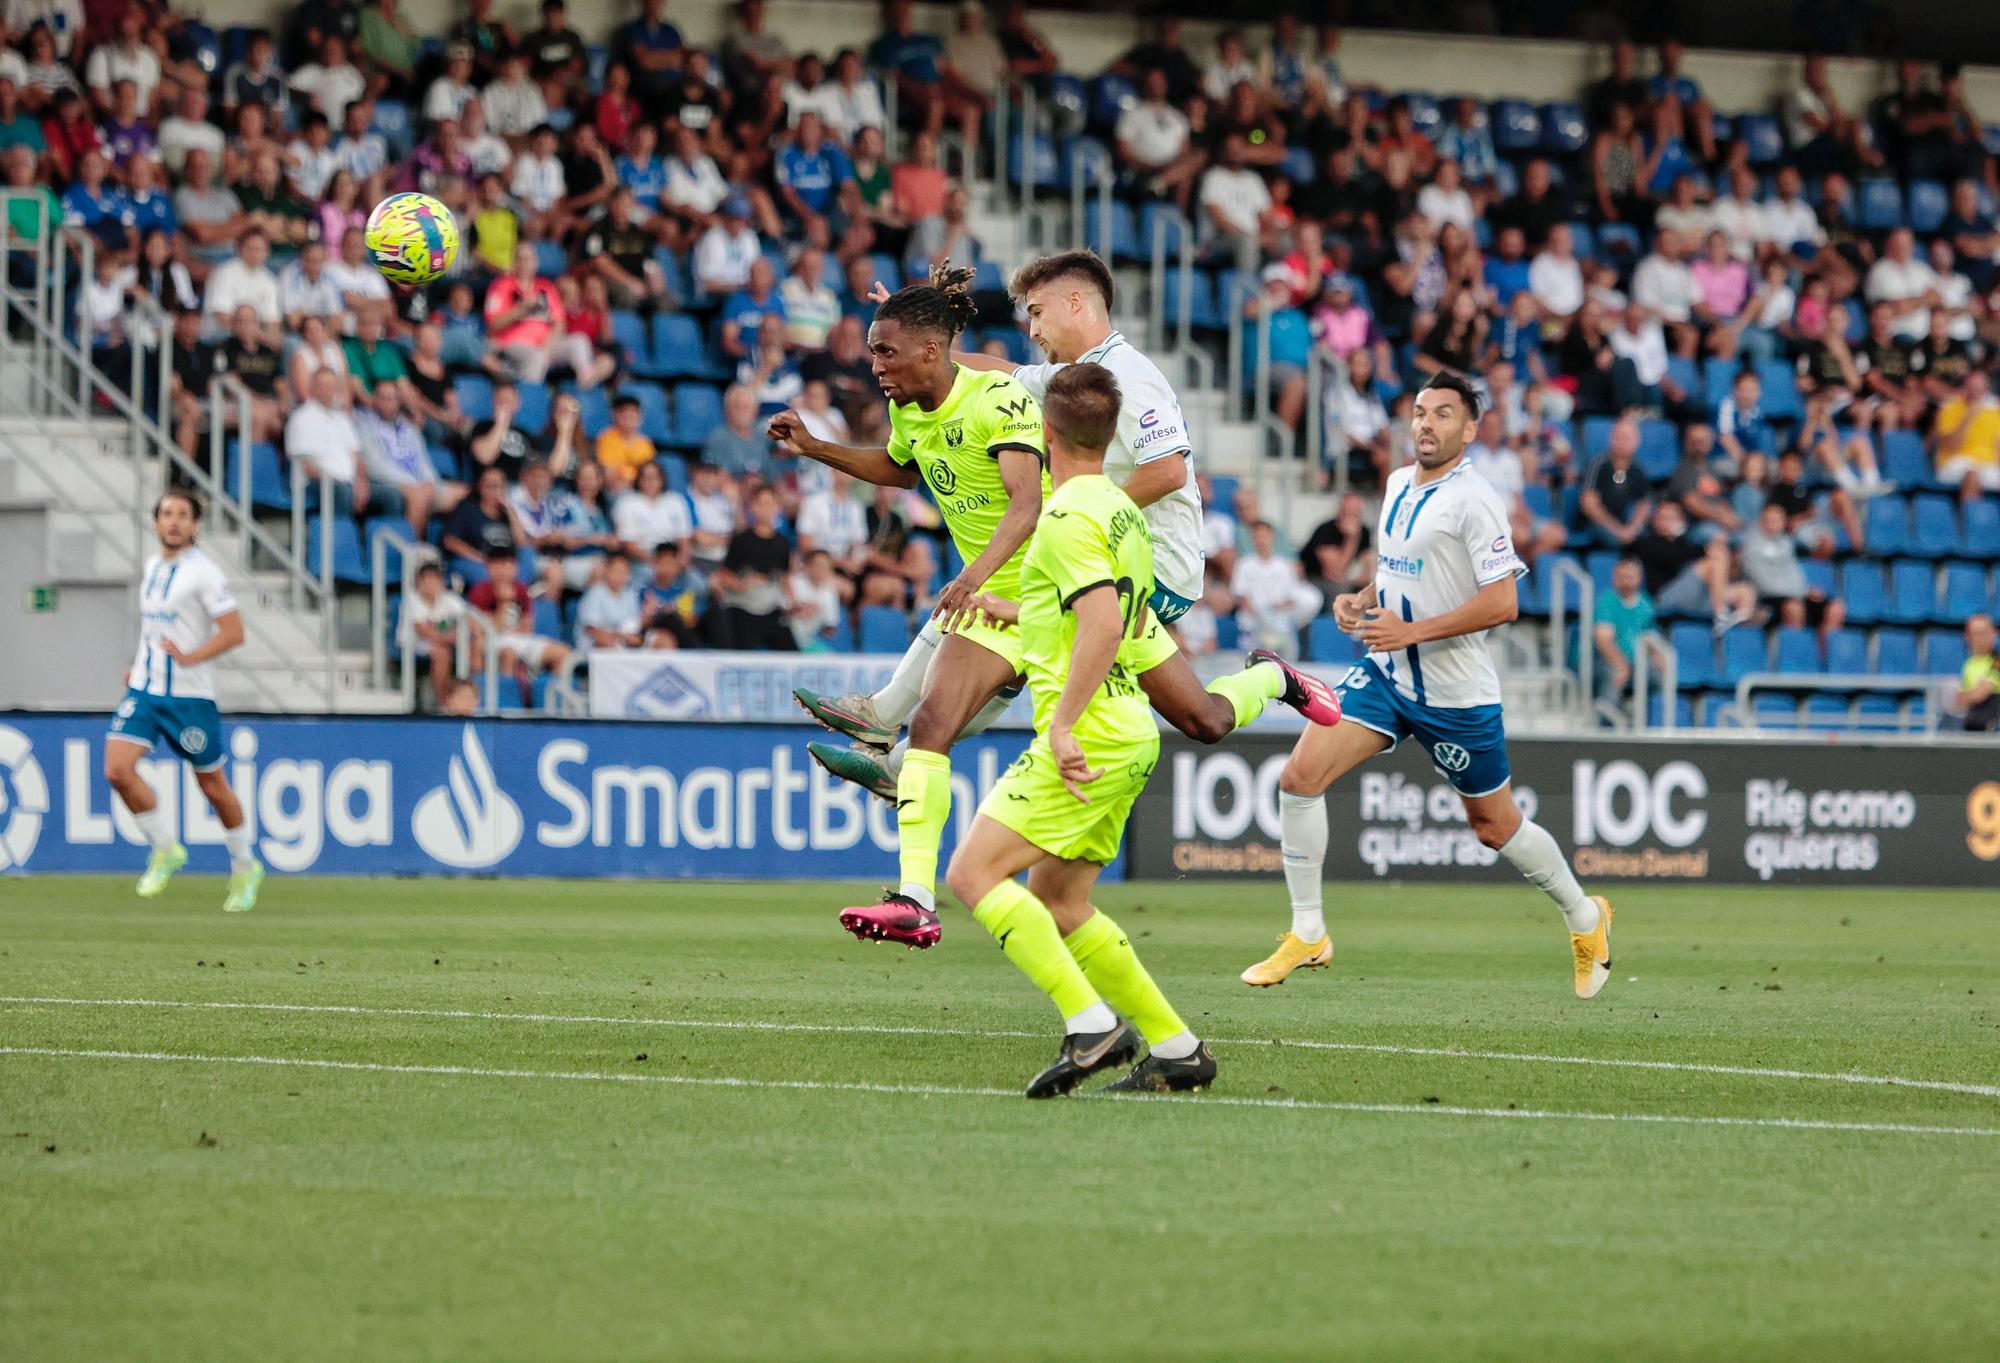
top-left (129, 548), bottom-right (238, 702)
top-left (1369, 460), bottom-right (1526, 709)
top-left (1012, 330), bottom-right (1204, 600)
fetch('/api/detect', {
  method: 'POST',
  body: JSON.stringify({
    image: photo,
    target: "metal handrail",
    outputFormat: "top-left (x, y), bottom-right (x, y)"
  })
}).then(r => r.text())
top-left (547, 649), bottom-right (589, 715)
top-left (882, 72), bottom-right (899, 164)
top-left (1069, 139), bottom-right (1113, 256)
top-left (1147, 204), bottom-right (1194, 352)
top-left (1632, 628), bottom-right (1677, 731)
top-left (370, 524), bottom-right (436, 700)
top-left (1546, 555), bottom-right (1596, 716)
top-left (1732, 672), bottom-right (1941, 733)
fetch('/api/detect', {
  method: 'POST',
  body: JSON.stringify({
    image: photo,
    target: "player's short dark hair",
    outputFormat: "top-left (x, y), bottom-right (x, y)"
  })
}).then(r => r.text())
top-left (485, 545), bottom-right (518, 563)
top-left (415, 560), bottom-right (443, 579)
top-left (153, 487), bottom-right (203, 521)
top-left (874, 258), bottom-right (979, 339)
top-left (1418, 371), bottom-right (1481, 420)
top-left (1043, 363), bottom-right (1121, 455)
top-left (1008, 250), bottom-right (1114, 311)
top-left (612, 394), bottom-right (641, 412)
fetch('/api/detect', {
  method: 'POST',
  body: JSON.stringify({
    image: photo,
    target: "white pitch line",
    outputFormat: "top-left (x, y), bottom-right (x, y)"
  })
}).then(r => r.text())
top-left (3, 1046), bottom-right (1995, 1139)
top-left (3, 994), bottom-right (1997, 1102)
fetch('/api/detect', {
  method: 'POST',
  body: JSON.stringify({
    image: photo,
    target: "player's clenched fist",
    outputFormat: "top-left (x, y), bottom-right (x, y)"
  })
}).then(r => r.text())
top-left (766, 410), bottom-right (818, 457)
top-left (1332, 591), bottom-right (1369, 632)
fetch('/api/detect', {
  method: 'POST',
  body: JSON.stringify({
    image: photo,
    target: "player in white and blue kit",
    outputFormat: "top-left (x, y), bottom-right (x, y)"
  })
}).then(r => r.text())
top-left (105, 489), bottom-right (265, 911)
top-left (1243, 374), bottom-right (1615, 999)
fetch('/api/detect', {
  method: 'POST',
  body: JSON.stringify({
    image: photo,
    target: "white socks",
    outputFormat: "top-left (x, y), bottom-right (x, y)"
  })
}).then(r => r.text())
top-left (1498, 818), bottom-right (1600, 935)
top-left (1149, 1030), bottom-right (1199, 1060)
top-left (1280, 791), bottom-right (1328, 944)
top-left (223, 823), bottom-right (255, 870)
top-left (1065, 1000), bottom-right (1119, 1035)
top-left (898, 881), bottom-right (936, 913)
top-left (960, 688), bottom-right (1014, 739)
top-left (132, 806), bottom-right (173, 853)
top-left (871, 620), bottom-right (943, 727)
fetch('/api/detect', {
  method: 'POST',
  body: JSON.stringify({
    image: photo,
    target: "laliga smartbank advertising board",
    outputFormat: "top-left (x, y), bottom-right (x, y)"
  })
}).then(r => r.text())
top-left (1129, 733), bottom-right (2000, 887)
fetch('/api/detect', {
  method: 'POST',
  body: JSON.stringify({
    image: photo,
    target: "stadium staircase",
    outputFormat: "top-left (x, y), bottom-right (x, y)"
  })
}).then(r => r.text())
top-left (0, 222), bottom-right (404, 714)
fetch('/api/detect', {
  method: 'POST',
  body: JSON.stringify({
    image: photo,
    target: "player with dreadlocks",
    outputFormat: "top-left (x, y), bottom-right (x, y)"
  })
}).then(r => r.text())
top-left (769, 262), bottom-right (1049, 948)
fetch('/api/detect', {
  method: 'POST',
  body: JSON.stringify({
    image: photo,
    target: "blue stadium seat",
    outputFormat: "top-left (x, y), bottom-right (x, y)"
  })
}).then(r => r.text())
top-left (670, 384), bottom-right (723, 449)
top-left (577, 385), bottom-right (612, 438)
top-left (1047, 73), bottom-right (1087, 136)
top-left (1597, 222), bottom-right (1642, 257)
top-left (1750, 694), bottom-right (1798, 727)
top-left (1941, 562), bottom-right (1991, 621)
top-left (1636, 419), bottom-right (1679, 480)
top-left (306, 516), bottom-right (369, 586)
top-left (1400, 92), bottom-right (1442, 137)
top-left (1909, 494), bottom-right (1959, 557)
top-left (1491, 99), bottom-right (1540, 152)
top-left (822, 617), bottom-right (854, 653)
top-left (1007, 132), bottom-right (1061, 190)
top-left (1084, 199), bottom-right (1142, 262)
top-left (650, 314), bottom-right (712, 379)
top-left (620, 382), bottom-right (671, 444)
top-left (1862, 496), bottom-right (1910, 557)
top-left (1087, 74), bottom-right (1138, 135)
top-left (609, 310), bottom-right (651, 371)
top-left (454, 375), bottom-right (494, 424)
top-left (1566, 221), bottom-right (1596, 260)
top-left (1490, 160), bottom-right (1519, 199)
top-left (1703, 356), bottom-right (1740, 412)
top-left (1801, 695), bottom-right (1850, 730)
top-left (1647, 693), bottom-right (1695, 727)
top-left (1856, 178), bottom-right (1903, 231)
top-left (1578, 415), bottom-right (1613, 459)
top-left (1853, 694), bottom-right (1904, 730)
top-left (1754, 360), bottom-right (1802, 421)
top-left (1669, 622), bottom-right (1718, 689)
top-left (1840, 560), bottom-right (1886, 623)
top-left (1733, 113), bottom-right (1784, 166)
top-left (427, 443), bottom-right (459, 481)
top-left (1666, 354), bottom-right (1699, 400)
top-left (1277, 145), bottom-right (1316, 183)
top-left (1139, 201), bottom-right (1186, 259)
top-left (1906, 180), bottom-right (1950, 234)
top-left (1213, 614), bottom-right (1240, 653)
top-left (366, 517), bottom-right (417, 584)
top-left (973, 259), bottom-right (1006, 294)
top-left (1720, 627), bottom-right (1769, 685)
top-left (514, 381), bottom-right (551, 437)
top-left (1873, 627), bottom-right (1919, 674)
top-left (1522, 483), bottom-right (1555, 522)
top-left (1879, 429), bottom-right (1929, 487)
top-left (1885, 560), bottom-right (1936, 625)
top-left (1161, 268), bottom-right (1221, 331)
top-left (1306, 617), bottom-right (1359, 665)
top-left (371, 99), bottom-right (413, 157)
top-left (858, 606), bottom-right (911, 653)
top-left (533, 240), bottom-right (567, 278)
top-left (531, 596), bottom-right (562, 640)
top-left (228, 440), bottom-right (290, 511)
top-left (1965, 499), bottom-right (2000, 557)
top-left (1774, 626), bottom-right (1821, 674)
top-left (1801, 558), bottom-right (1838, 598)
top-left (1923, 629), bottom-right (1969, 677)
top-left (1539, 102), bottom-right (1587, 153)
top-left (1584, 550), bottom-right (1618, 595)
top-left (1207, 474), bottom-right (1240, 509)
top-left (1824, 628), bottom-right (1868, 675)
top-left (658, 452), bottom-right (689, 493)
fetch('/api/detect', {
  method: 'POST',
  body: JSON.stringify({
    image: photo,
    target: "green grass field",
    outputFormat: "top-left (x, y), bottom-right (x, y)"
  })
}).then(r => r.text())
top-left (3, 875), bottom-right (1997, 1362)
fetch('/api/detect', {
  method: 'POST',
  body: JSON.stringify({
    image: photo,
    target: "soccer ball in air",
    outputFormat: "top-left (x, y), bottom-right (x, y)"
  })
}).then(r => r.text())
top-left (364, 192), bottom-right (460, 287)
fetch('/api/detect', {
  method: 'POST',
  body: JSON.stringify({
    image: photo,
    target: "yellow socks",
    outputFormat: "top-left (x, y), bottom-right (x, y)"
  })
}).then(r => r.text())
top-left (894, 748), bottom-right (953, 909)
top-left (972, 880), bottom-right (1103, 1021)
top-left (1063, 911), bottom-right (1188, 1048)
top-left (1206, 662), bottom-right (1284, 731)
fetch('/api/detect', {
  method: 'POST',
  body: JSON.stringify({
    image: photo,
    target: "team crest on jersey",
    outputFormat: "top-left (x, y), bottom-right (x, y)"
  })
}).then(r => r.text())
top-left (179, 726), bottom-right (209, 755)
top-left (928, 459), bottom-right (958, 494)
top-left (1431, 742), bottom-right (1471, 773)
top-left (942, 418), bottom-right (964, 448)
top-left (116, 697), bottom-right (137, 718)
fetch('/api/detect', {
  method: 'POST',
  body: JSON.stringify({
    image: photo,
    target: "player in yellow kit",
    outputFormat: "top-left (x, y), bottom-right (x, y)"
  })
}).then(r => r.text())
top-left (768, 263), bottom-right (1049, 947)
top-left (946, 364), bottom-right (1216, 1097)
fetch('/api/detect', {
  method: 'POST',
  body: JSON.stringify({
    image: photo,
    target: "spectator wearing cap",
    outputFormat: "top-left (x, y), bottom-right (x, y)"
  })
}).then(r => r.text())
top-left (1311, 273), bottom-right (1372, 362)
top-left (694, 195), bottom-right (762, 296)
top-left (423, 43), bottom-right (479, 123)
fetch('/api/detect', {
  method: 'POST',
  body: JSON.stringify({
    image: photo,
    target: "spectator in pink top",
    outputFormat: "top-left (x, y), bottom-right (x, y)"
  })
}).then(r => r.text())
top-left (1312, 274), bottom-right (1372, 359)
top-left (484, 243), bottom-right (566, 381)
top-left (889, 130), bottom-right (948, 224)
top-left (1690, 229), bottom-right (1751, 326)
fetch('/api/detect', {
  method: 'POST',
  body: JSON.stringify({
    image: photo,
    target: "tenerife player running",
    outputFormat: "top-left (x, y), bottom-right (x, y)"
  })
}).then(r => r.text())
top-left (946, 364), bottom-right (1214, 1096)
top-left (768, 264), bottom-right (1048, 947)
top-left (1245, 374), bottom-right (1615, 998)
top-left (105, 490), bottom-right (265, 912)
top-left (794, 249), bottom-right (1336, 806)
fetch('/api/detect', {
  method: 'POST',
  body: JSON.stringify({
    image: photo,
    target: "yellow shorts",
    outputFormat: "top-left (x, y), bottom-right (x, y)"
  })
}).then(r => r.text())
top-left (942, 610), bottom-right (1026, 675)
top-left (979, 730), bottom-right (1160, 865)
top-left (1126, 606), bottom-right (1182, 676)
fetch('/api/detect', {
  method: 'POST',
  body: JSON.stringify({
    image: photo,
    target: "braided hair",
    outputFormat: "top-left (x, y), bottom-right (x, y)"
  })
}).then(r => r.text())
top-left (873, 259), bottom-right (980, 340)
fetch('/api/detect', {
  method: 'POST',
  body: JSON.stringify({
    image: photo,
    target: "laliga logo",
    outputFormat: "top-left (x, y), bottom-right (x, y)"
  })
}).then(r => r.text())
top-left (411, 725), bottom-right (523, 869)
top-left (0, 724), bottom-right (50, 871)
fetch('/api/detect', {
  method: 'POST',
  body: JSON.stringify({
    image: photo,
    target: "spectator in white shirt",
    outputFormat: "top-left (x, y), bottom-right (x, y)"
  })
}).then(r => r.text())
top-left (1202, 28), bottom-right (1258, 102)
top-left (1758, 165), bottom-right (1823, 255)
top-left (84, 8), bottom-right (160, 115)
top-left (288, 367), bottom-right (403, 519)
top-left (1230, 519), bottom-right (1323, 651)
top-left (509, 124), bottom-right (566, 234)
top-left (289, 35), bottom-right (367, 125)
top-left (202, 229), bottom-right (282, 335)
top-left (780, 249), bottom-right (841, 351)
top-left (1114, 70), bottom-right (1203, 213)
top-left (795, 468), bottom-right (869, 576)
top-left (1631, 229), bottom-right (1701, 354)
top-left (1529, 223), bottom-right (1586, 322)
top-left (422, 44), bottom-right (479, 124)
top-left (787, 549), bottom-right (850, 650)
top-left (400, 561), bottom-right (477, 704)
top-left (457, 97), bottom-right (512, 177)
top-left (575, 550), bottom-right (652, 650)
top-left (325, 226), bottom-right (393, 323)
top-left (1198, 135), bottom-right (1274, 258)
top-left (613, 458), bottom-right (695, 557)
top-left (332, 99), bottom-right (388, 181)
top-left (481, 49), bottom-right (547, 143)
top-left (1652, 174), bottom-right (1711, 243)
top-left (286, 111), bottom-right (339, 199)
top-left (1415, 158), bottom-right (1476, 234)
top-left (664, 125), bottom-right (729, 221)
top-left (1927, 237), bottom-right (1978, 343)
top-left (1610, 301), bottom-right (1670, 394)
top-left (694, 197), bottom-right (763, 295)
top-left (156, 87), bottom-right (225, 176)
top-left (1707, 168), bottom-right (1763, 262)
top-left (820, 49), bottom-right (887, 147)
top-left (1865, 227), bottom-right (1943, 339)
top-left (279, 240), bottom-right (346, 331)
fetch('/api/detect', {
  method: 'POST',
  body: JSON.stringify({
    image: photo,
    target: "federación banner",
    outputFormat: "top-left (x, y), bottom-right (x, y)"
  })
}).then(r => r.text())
top-left (0, 713), bottom-right (1053, 880)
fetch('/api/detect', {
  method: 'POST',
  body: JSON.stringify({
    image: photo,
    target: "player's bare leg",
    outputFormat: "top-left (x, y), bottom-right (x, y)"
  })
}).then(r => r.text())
top-left (106, 737), bottom-right (186, 897)
top-left (1241, 720), bottom-right (1393, 986)
top-left (947, 820), bottom-right (1135, 1097)
top-left (1459, 785), bottom-right (1613, 999)
top-left (838, 632), bottom-right (1016, 947)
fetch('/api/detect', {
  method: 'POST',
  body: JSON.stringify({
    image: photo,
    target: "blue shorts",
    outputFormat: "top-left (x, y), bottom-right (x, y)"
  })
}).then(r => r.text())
top-left (1334, 659), bottom-right (1511, 796)
top-left (1149, 584), bottom-right (1197, 625)
top-left (108, 689), bottom-right (226, 771)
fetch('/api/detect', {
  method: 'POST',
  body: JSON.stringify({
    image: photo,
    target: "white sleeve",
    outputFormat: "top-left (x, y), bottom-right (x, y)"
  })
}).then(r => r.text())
top-left (1459, 488), bottom-right (1527, 585)
top-left (198, 561), bottom-right (239, 617)
top-left (1011, 362), bottom-right (1058, 399)
top-left (1116, 361), bottom-right (1191, 464)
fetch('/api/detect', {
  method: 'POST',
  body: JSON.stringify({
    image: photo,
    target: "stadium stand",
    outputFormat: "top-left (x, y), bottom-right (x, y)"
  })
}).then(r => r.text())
top-left (0, 2), bottom-right (1996, 734)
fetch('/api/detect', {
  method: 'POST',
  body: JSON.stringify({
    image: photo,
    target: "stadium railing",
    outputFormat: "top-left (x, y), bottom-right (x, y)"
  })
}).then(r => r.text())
top-left (1546, 553), bottom-right (1598, 708)
top-left (1630, 628), bottom-right (1680, 734)
top-left (369, 523), bottom-right (438, 709)
top-left (1069, 139), bottom-right (1115, 266)
top-left (1730, 673), bottom-right (1944, 734)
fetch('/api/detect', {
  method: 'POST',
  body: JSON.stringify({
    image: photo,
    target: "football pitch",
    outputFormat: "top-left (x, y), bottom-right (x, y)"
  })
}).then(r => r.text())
top-left (3, 876), bottom-right (1997, 1362)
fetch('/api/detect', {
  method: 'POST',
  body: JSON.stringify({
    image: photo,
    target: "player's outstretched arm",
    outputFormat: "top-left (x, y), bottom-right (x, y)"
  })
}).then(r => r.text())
top-left (161, 610), bottom-right (246, 666)
top-left (1357, 577), bottom-right (1518, 653)
top-left (1048, 586), bottom-right (1123, 801)
top-left (766, 410), bottom-right (918, 489)
top-left (934, 447), bottom-right (1042, 629)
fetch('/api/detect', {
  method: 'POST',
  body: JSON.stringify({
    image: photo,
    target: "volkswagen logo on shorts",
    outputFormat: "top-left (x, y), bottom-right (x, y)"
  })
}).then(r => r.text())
top-left (1431, 741), bottom-right (1471, 773)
